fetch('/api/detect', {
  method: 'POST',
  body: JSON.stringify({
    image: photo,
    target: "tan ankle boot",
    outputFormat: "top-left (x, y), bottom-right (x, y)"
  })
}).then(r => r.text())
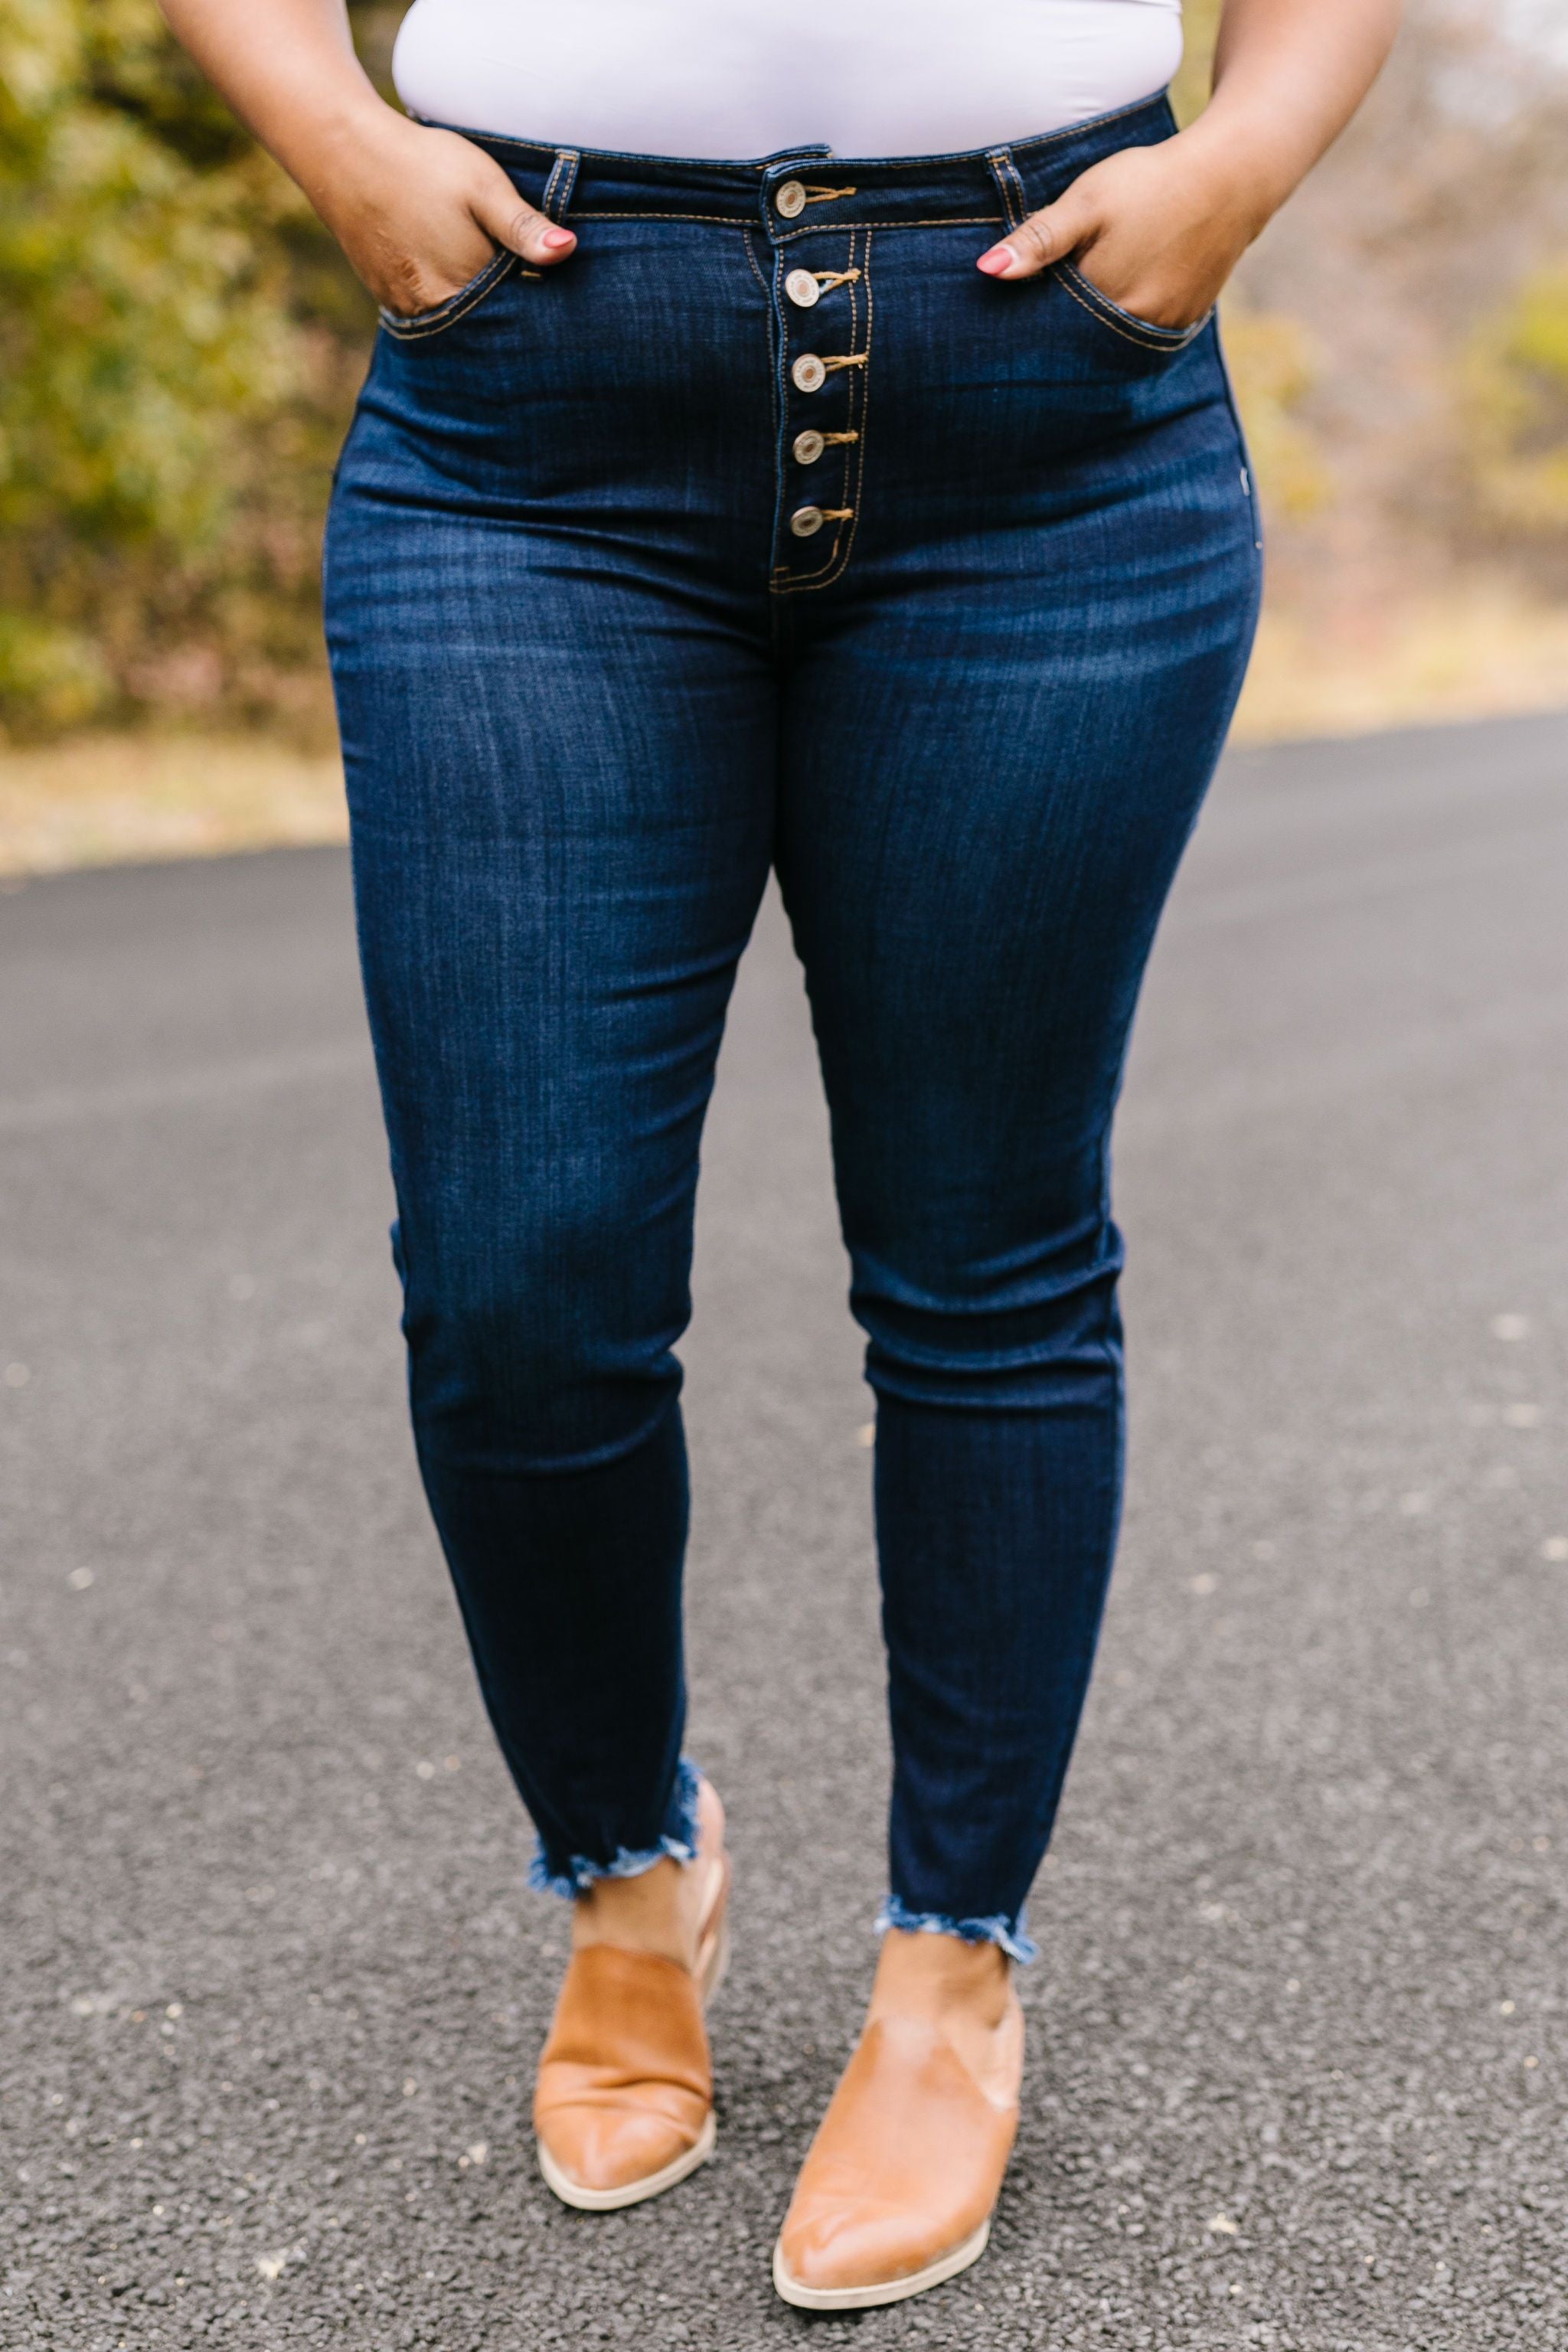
top-left (773, 2010), bottom-right (1019, 2308)
top-left (533, 1847), bottom-right (730, 2210)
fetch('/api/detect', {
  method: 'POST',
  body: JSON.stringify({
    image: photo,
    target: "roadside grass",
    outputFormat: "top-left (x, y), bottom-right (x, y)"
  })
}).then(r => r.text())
top-left (1234, 586), bottom-right (1568, 745)
top-left (2, 589), bottom-right (1566, 877)
top-left (0, 733), bottom-right (346, 876)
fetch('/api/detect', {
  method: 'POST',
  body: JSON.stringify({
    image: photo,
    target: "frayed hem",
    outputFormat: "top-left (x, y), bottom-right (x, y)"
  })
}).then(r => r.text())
top-left (529, 1756), bottom-right (703, 1898)
top-left (876, 1894), bottom-right (1038, 1965)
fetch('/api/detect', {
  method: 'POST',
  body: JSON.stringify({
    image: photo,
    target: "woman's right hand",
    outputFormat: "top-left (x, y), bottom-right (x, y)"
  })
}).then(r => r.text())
top-left (313, 109), bottom-right (577, 316)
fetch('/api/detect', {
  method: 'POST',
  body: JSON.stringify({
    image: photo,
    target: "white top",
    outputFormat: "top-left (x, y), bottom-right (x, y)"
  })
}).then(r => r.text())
top-left (392, 0), bottom-right (1184, 162)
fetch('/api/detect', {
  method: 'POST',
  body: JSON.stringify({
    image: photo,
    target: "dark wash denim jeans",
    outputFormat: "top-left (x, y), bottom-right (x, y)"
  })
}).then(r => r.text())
top-left (324, 93), bottom-right (1262, 1961)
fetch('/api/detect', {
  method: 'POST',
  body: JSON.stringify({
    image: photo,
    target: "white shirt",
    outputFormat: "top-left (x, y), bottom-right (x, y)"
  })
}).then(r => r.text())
top-left (392, 0), bottom-right (1184, 162)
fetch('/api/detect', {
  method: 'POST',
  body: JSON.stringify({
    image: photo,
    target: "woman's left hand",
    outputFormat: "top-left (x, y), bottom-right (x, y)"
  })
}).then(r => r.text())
top-left (975, 139), bottom-right (1261, 329)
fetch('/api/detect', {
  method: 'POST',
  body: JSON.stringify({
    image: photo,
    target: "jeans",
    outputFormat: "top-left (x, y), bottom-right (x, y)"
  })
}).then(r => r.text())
top-left (324, 93), bottom-right (1262, 1961)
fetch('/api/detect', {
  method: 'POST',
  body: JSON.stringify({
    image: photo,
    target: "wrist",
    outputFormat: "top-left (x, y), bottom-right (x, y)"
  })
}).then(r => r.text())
top-left (270, 87), bottom-right (410, 219)
top-left (1168, 110), bottom-right (1295, 248)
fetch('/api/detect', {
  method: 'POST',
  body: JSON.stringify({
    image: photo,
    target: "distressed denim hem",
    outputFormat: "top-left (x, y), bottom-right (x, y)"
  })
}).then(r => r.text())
top-left (529, 1756), bottom-right (703, 1898)
top-left (876, 1893), bottom-right (1039, 1965)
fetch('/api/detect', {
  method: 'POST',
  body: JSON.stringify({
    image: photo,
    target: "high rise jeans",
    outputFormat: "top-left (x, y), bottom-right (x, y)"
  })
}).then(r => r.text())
top-left (324, 93), bottom-right (1262, 1962)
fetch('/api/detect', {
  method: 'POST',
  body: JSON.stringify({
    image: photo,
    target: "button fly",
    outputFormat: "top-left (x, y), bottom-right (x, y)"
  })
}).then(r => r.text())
top-left (791, 354), bottom-right (826, 394)
top-left (775, 180), bottom-right (806, 219)
top-left (784, 268), bottom-right (820, 309)
top-left (790, 506), bottom-right (826, 537)
top-left (792, 430), bottom-right (825, 465)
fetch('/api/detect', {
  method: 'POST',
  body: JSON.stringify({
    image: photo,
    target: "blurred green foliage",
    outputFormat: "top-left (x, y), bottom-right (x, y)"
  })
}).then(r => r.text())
top-left (1463, 265), bottom-right (1568, 545)
top-left (0, 0), bottom-right (368, 737)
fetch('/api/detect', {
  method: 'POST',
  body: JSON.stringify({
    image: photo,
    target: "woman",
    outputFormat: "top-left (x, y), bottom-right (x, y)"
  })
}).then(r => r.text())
top-left (162, 0), bottom-right (1397, 2310)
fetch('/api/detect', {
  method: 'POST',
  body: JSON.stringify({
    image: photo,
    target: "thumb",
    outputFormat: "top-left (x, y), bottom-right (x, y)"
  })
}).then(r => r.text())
top-left (470, 168), bottom-right (578, 267)
top-left (977, 185), bottom-right (1099, 280)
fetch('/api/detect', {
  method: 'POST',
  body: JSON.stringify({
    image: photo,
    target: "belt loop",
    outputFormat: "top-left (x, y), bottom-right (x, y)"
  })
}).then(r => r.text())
top-left (985, 147), bottom-right (1027, 232)
top-left (542, 148), bottom-right (581, 222)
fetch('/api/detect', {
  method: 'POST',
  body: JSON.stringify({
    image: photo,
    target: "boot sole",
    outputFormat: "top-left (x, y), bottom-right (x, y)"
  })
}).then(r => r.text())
top-left (772, 2216), bottom-right (991, 2310)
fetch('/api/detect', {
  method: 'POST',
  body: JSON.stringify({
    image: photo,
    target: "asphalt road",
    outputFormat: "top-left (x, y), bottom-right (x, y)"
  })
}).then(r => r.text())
top-left (2, 710), bottom-right (1566, 2351)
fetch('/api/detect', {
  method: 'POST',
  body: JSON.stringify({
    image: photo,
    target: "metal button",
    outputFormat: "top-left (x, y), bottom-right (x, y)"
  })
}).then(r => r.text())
top-left (791, 353), bottom-right (826, 394)
top-left (792, 429), bottom-right (825, 465)
top-left (790, 506), bottom-right (825, 537)
top-left (784, 267), bottom-right (820, 309)
top-left (775, 180), bottom-right (806, 219)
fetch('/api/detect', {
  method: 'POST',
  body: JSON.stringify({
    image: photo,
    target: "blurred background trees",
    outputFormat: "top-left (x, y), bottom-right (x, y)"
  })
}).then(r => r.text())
top-left (1, 0), bottom-right (1566, 756)
top-left (0, 0), bottom-right (374, 739)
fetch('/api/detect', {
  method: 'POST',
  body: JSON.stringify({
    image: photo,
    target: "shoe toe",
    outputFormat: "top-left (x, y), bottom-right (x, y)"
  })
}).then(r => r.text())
top-left (779, 2194), bottom-right (939, 2294)
top-left (541, 2102), bottom-right (696, 2194)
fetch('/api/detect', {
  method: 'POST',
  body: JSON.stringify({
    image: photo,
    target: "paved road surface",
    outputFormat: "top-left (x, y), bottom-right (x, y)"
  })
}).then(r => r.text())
top-left (2, 712), bottom-right (1566, 2350)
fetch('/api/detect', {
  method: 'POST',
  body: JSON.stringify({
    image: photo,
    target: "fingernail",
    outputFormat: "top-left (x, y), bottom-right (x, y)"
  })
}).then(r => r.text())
top-left (976, 245), bottom-right (1016, 277)
top-left (542, 226), bottom-right (576, 250)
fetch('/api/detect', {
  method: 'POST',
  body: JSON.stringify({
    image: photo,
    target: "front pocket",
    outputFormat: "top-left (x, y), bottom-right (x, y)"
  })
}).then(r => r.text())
top-left (1052, 260), bottom-right (1211, 356)
top-left (377, 248), bottom-right (531, 341)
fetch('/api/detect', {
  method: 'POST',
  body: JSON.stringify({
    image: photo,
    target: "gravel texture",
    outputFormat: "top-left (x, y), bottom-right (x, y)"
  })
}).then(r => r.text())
top-left (2, 710), bottom-right (1565, 2350)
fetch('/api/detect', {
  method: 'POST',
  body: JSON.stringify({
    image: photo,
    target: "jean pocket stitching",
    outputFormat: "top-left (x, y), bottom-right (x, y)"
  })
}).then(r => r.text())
top-left (378, 249), bottom-right (530, 341)
top-left (1054, 260), bottom-right (1210, 351)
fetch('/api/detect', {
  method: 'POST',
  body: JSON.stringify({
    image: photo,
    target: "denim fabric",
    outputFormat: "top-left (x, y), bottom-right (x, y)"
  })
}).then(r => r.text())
top-left (324, 94), bottom-right (1262, 1957)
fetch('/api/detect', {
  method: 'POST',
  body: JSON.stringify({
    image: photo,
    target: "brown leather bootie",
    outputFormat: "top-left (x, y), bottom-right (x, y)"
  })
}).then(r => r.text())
top-left (773, 2007), bottom-right (1020, 2308)
top-left (533, 1835), bottom-right (730, 2210)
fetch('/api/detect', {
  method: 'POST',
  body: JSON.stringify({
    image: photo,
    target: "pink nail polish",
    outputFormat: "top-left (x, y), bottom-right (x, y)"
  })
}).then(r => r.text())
top-left (976, 247), bottom-right (1015, 277)
top-left (543, 227), bottom-right (576, 250)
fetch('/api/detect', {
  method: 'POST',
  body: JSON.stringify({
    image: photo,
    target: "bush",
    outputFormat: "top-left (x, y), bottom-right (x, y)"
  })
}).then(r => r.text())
top-left (0, 0), bottom-right (368, 739)
top-left (1462, 263), bottom-right (1568, 555)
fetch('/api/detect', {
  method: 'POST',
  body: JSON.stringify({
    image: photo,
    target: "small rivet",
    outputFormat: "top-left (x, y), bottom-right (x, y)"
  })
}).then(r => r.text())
top-left (792, 430), bottom-right (825, 465)
top-left (790, 506), bottom-right (825, 537)
top-left (775, 180), bottom-right (807, 220)
top-left (785, 268), bottom-right (820, 309)
top-left (791, 353), bottom-right (826, 394)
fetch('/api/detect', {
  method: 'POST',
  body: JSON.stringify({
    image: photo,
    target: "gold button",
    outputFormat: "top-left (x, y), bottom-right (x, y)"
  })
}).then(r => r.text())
top-left (784, 268), bottom-right (820, 309)
top-left (775, 180), bottom-right (806, 219)
top-left (790, 505), bottom-right (825, 537)
top-left (791, 353), bottom-right (826, 394)
top-left (792, 429), bottom-right (825, 465)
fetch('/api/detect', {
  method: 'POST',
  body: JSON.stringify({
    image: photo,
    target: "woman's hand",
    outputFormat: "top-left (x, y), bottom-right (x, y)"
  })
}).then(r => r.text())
top-left (975, 0), bottom-right (1403, 325)
top-left (155, 0), bottom-right (577, 320)
top-left (975, 140), bottom-right (1255, 328)
top-left (313, 110), bottom-right (576, 317)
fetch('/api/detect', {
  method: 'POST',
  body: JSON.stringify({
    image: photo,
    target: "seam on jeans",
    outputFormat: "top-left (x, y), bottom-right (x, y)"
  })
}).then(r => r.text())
top-left (1213, 307), bottom-right (1266, 561)
top-left (776, 214), bottom-right (1001, 239)
top-left (742, 228), bottom-right (781, 457)
top-left (546, 210), bottom-right (1006, 234)
top-left (985, 148), bottom-right (1026, 230)
top-left (542, 146), bottom-right (581, 220)
top-left (377, 248), bottom-right (525, 338)
top-left (779, 227), bottom-right (870, 596)
top-left (1053, 261), bottom-right (1210, 351)
top-left (570, 207), bottom-right (756, 224)
top-left (740, 224), bottom-right (770, 298)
